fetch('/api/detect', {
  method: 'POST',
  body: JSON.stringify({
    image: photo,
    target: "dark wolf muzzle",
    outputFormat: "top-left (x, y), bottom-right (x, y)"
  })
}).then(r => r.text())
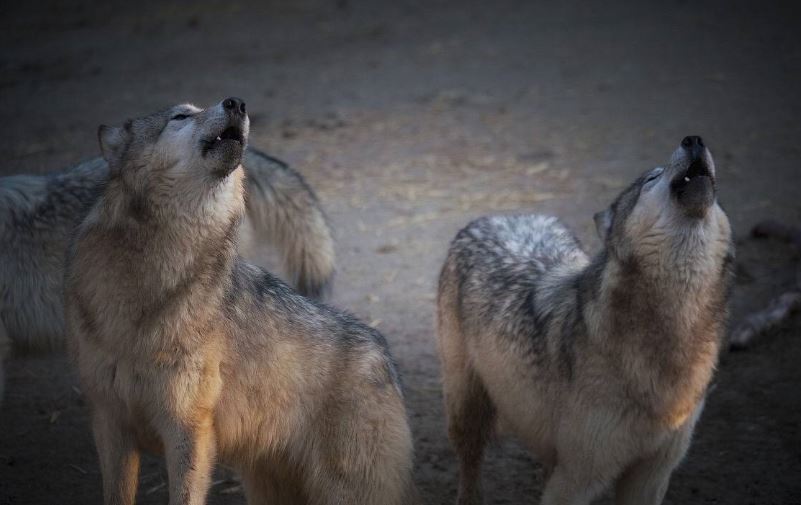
top-left (671, 136), bottom-right (715, 218)
top-left (201, 98), bottom-right (249, 158)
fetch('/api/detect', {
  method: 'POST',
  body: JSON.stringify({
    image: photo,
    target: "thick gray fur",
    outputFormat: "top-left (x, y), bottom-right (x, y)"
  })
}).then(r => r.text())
top-left (0, 148), bottom-right (335, 352)
top-left (64, 99), bottom-right (414, 504)
top-left (438, 140), bottom-right (734, 505)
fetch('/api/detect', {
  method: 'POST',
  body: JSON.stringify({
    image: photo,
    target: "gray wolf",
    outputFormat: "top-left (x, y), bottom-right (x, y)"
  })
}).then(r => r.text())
top-left (1, 138), bottom-right (334, 354)
top-left (65, 98), bottom-right (414, 504)
top-left (437, 136), bottom-right (734, 505)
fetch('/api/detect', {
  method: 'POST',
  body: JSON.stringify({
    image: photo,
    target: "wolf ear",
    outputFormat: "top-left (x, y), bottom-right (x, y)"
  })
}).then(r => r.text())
top-left (593, 208), bottom-right (614, 242)
top-left (98, 125), bottom-right (128, 163)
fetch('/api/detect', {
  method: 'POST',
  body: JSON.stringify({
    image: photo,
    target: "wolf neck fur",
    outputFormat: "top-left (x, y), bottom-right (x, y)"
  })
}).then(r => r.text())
top-left (574, 230), bottom-right (728, 427)
top-left (105, 163), bottom-right (245, 224)
top-left (88, 168), bottom-right (245, 338)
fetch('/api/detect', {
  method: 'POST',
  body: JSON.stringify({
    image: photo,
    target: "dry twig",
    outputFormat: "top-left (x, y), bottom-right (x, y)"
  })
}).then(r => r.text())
top-left (729, 219), bottom-right (801, 350)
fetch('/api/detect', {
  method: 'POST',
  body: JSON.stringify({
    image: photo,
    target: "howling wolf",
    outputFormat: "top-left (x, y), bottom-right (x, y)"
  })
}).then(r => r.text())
top-left (1, 134), bottom-right (334, 354)
top-left (438, 136), bottom-right (734, 505)
top-left (65, 98), bottom-right (414, 504)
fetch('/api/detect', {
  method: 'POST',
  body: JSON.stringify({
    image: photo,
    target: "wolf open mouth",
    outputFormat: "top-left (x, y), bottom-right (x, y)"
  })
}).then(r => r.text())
top-left (670, 156), bottom-right (715, 216)
top-left (683, 158), bottom-right (712, 181)
top-left (216, 126), bottom-right (245, 144)
top-left (672, 158), bottom-right (713, 188)
top-left (202, 125), bottom-right (245, 155)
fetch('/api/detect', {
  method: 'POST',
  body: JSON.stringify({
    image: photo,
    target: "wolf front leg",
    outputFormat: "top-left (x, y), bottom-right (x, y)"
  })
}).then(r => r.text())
top-left (614, 416), bottom-right (696, 505)
top-left (91, 408), bottom-right (141, 505)
top-left (540, 465), bottom-right (610, 505)
top-left (162, 417), bottom-right (217, 505)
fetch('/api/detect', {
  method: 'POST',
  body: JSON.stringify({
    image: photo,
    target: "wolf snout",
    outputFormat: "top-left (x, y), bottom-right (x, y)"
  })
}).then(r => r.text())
top-left (672, 136), bottom-right (715, 217)
top-left (223, 97), bottom-right (246, 115)
top-left (200, 98), bottom-right (249, 160)
top-left (677, 135), bottom-right (713, 180)
top-left (681, 135), bottom-right (705, 161)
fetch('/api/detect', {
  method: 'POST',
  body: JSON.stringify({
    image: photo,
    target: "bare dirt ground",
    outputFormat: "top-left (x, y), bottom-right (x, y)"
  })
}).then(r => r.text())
top-left (2, 1), bottom-right (801, 503)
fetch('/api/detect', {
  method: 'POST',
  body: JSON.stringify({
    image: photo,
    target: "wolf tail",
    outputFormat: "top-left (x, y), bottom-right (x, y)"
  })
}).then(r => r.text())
top-left (240, 148), bottom-right (335, 299)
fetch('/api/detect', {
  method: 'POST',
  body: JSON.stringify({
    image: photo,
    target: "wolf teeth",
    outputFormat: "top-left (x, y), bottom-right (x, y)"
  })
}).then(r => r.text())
top-left (216, 136), bottom-right (221, 141)
top-left (684, 176), bottom-right (690, 182)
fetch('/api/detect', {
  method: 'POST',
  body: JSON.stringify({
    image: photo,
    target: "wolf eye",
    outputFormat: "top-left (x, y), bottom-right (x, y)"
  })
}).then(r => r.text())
top-left (171, 114), bottom-right (190, 121)
top-left (645, 168), bottom-right (664, 183)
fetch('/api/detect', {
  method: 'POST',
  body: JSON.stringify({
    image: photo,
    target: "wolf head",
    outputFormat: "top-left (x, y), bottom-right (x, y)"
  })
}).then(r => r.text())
top-left (97, 98), bottom-right (249, 220)
top-left (594, 136), bottom-right (731, 273)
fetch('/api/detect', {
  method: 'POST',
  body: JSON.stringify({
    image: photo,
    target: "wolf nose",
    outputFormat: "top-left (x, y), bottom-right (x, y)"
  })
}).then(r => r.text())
top-left (681, 136), bottom-right (705, 160)
top-left (223, 97), bottom-right (246, 115)
top-left (681, 136), bottom-right (704, 148)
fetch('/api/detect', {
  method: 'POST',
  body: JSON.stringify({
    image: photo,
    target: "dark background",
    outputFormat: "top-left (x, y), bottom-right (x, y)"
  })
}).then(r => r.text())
top-left (1, 0), bottom-right (800, 503)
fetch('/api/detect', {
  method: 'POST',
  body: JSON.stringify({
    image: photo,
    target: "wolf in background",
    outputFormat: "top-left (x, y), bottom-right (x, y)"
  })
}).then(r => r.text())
top-left (438, 136), bottom-right (734, 504)
top-left (65, 98), bottom-right (414, 504)
top-left (1, 137), bottom-right (334, 354)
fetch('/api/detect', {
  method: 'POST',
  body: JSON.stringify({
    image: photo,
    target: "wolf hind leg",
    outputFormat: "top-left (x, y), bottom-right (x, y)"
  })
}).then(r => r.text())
top-left (438, 265), bottom-right (496, 505)
top-left (439, 336), bottom-right (496, 505)
top-left (303, 399), bottom-right (415, 505)
top-left (448, 369), bottom-right (496, 505)
top-left (241, 461), bottom-right (305, 505)
top-left (91, 408), bottom-right (140, 505)
top-left (304, 472), bottom-right (414, 505)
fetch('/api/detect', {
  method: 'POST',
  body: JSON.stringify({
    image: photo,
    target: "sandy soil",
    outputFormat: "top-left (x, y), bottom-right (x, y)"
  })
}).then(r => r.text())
top-left (1, 1), bottom-right (800, 503)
